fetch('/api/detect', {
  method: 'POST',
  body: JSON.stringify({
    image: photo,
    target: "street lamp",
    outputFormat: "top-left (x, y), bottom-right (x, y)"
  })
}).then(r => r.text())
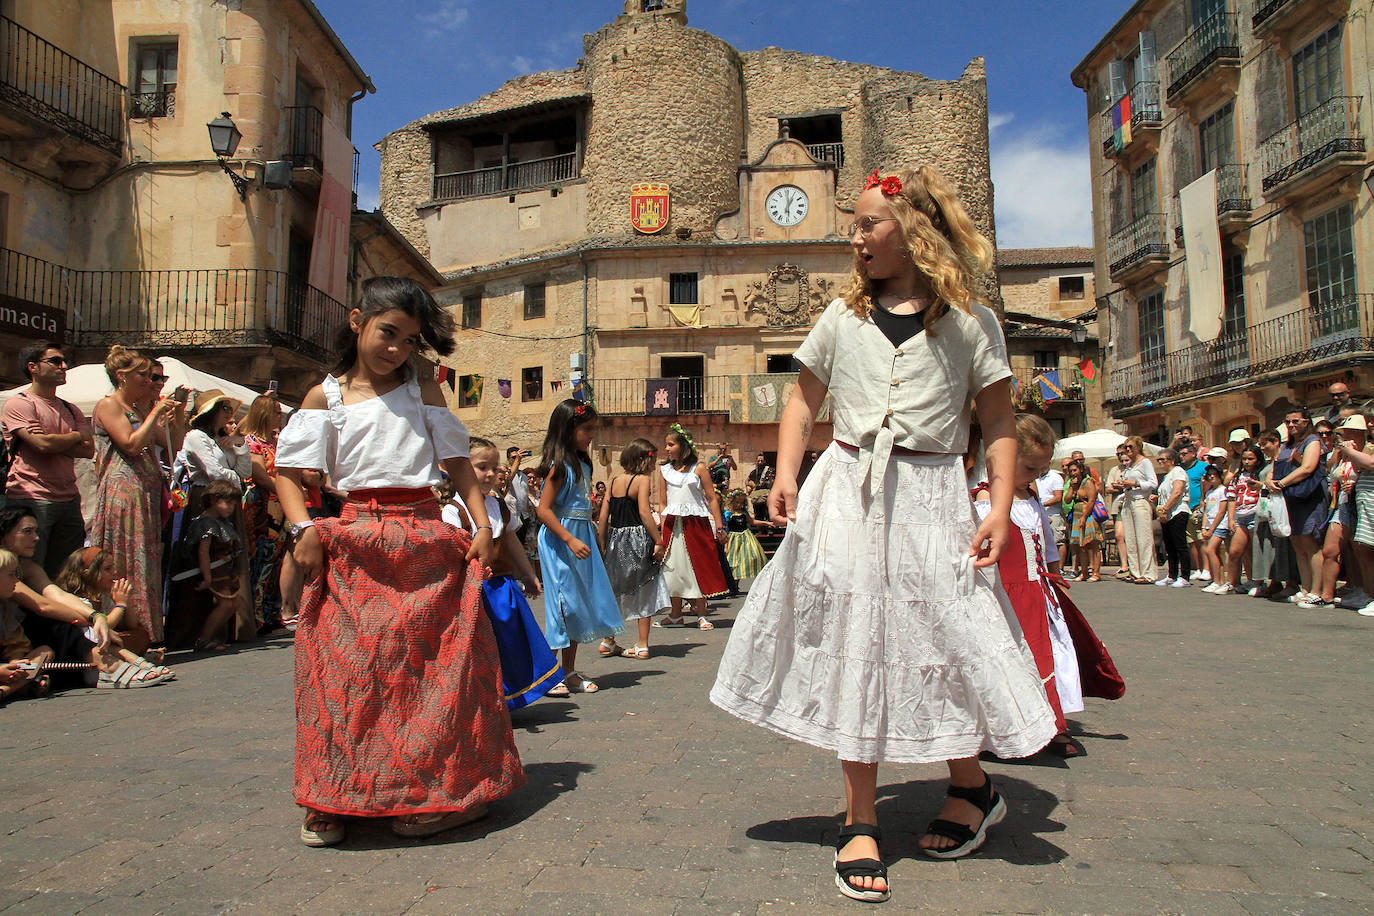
top-left (1071, 323), bottom-right (1087, 345)
top-left (207, 112), bottom-right (249, 200)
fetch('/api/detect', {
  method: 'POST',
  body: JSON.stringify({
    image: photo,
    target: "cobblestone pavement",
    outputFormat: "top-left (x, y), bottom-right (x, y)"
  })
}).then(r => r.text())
top-left (1, 575), bottom-right (1371, 915)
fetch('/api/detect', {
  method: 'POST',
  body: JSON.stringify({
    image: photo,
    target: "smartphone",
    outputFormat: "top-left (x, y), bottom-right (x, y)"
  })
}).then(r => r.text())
top-left (268, 380), bottom-right (279, 394)
top-left (173, 387), bottom-right (189, 403)
top-left (522, 449), bottom-right (533, 457)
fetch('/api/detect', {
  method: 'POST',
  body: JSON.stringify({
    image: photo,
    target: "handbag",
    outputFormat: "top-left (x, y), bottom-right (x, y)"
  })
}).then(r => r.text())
top-left (1091, 497), bottom-right (1110, 524)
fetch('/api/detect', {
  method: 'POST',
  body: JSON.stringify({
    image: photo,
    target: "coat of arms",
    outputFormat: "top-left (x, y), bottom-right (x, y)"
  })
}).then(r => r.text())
top-left (630, 182), bottom-right (670, 234)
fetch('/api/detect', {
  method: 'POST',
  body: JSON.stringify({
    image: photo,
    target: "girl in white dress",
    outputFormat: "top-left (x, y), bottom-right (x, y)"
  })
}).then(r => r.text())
top-left (654, 423), bottom-right (729, 629)
top-left (710, 166), bottom-right (1055, 903)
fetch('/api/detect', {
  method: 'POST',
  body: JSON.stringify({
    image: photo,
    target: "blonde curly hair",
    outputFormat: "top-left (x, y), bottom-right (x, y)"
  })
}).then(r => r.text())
top-left (838, 165), bottom-right (994, 333)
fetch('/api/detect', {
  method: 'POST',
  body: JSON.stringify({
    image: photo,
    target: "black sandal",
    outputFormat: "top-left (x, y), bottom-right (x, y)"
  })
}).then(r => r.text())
top-left (833, 823), bottom-right (890, 903)
top-left (921, 776), bottom-right (1007, 860)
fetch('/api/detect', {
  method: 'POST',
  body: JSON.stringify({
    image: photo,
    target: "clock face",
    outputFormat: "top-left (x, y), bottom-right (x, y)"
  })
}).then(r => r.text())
top-left (765, 185), bottom-right (809, 227)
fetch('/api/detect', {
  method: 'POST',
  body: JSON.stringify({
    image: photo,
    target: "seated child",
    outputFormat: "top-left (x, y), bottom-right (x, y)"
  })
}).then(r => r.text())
top-left (0, 548), bottom-right (55, 702)
top-left (54, 547), bottom-right (174, 681)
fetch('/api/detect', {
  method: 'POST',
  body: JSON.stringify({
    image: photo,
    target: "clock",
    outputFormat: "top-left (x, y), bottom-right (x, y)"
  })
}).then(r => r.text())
top-left (765, 185), bottom-right (809, 227)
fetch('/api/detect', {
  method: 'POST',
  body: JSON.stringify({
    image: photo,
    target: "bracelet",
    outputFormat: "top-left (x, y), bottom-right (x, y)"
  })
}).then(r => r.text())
top-left (475, 525), bottom-right (492, 531)
top-left (111, 604), bottom-right (127, 611)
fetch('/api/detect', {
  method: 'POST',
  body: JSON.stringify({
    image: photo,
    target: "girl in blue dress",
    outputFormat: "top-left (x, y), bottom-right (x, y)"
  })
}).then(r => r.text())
top-left (535, 400), bottom-right (623, 694)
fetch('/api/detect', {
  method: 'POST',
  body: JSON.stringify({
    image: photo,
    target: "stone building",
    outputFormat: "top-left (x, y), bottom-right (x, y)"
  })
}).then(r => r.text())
top-left (378, 0), bottom-right (998, 485)
top-left (998, 247), bottom-right (1108, 436)
top-left (0, 0), bottom-right (381, 400)
top-left (1072, 0), bottom-right (1373, 445)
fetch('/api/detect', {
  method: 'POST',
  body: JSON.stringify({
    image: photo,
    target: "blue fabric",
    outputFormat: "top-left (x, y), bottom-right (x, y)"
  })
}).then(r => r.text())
top-left (536, 461), bottom-right (624, 649)
top-left (1184, 460), bottom-right (1208, 508)
top-left (481, 576), bottom-right (563, 710)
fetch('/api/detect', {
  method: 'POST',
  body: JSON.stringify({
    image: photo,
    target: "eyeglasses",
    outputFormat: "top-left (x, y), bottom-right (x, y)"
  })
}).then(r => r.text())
top-left (1318, 430), bottom-right (1335, 436)
top-left (846, 217), bottom-right (897, 238)
top-left (1332, 392), bottom-right (1350, 399)
top-left (149, 374), bottom-right (168, 383)
top-left (39, 356), bottom-right (67, 367)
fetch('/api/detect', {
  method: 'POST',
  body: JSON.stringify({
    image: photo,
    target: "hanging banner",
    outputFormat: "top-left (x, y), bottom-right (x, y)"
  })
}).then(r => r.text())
top-left (463, 374), bottom-right (482, 400)
top-left (497, 378), bottom-right (512, 399)
top-left (630, 182), bottom-right (670, 234)
top-left (667, 305), bottom-right (701, 328)
top-left (1078, 359), bottom-right (1097, 383)
top-left (1037, 371), bottom-right (1063, 404)
top-left (645, 377), bottom-right (678, 416)
top-left (1180, 170), bottom-right (1224, 342)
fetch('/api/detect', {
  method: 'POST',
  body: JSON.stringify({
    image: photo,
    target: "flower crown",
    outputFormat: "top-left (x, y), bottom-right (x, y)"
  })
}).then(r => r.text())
top-left (669, 422), bottom-right (694, 449)
top-left (864, 169), bottom-right (903, 197)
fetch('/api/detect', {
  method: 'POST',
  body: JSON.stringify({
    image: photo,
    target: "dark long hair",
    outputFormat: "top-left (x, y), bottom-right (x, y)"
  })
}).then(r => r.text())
top-left (0, 506), bottom-right (37, 543)
top-left (538, 400), bottom-right (598, 485)
top-left (332, 277), bottom-right (455, 378)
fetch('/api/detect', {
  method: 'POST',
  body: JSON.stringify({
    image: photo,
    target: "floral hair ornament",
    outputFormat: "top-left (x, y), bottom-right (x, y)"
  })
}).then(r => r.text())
top-left (863, 169), bottom-right (903, 197)
top-left (573, 403), bottom-right (588, 417)
top-left (669, 422), bottom-right (694, 449)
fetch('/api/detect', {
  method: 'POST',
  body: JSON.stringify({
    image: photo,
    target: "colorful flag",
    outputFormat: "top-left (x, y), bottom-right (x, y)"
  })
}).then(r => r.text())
top-left (551, 380), bottom-right (563, 392)
top-left (1011, 376), bottom-right (1021, 402)
top-left (1037, 370), bottom-right (1063, 404)
top-left (462, 373), bottom-right (480, 399)
top-left (497, 378), bottom-right (512, 399)
top-left (645, 378), bottom-right (679, 416)
top-left (436, 365), bottom-right (451, 386)
top-left (1111, 95), bottom-right (1132, 151)
top-left (571, 378), bottom-right (586, 402)
top-left (1078, 359), bottom-right (1097, 383)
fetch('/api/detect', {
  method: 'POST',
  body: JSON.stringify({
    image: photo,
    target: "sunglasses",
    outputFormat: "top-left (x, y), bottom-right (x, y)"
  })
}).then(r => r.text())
top-left (39, 356), bottom-right (67, 367)
top-left (846, 217), bottom-right (898, 237)
top-left (150, 374), bottom-right (168, 383)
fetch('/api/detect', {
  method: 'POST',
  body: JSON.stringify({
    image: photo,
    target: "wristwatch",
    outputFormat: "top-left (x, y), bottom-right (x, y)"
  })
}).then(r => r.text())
top-left (289, 520), bottom-right (316, 538)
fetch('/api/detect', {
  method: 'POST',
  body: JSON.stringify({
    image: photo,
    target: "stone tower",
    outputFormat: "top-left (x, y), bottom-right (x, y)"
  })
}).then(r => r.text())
top-left (583, 0), bottom-right (742, 235)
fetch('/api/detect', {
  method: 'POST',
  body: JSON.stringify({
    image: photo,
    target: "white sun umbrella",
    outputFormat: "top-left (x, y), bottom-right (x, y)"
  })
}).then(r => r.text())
top-left (0, 356), bottom-right (272, 415)
top-left (1052, 429), bottom-right (1162, 462)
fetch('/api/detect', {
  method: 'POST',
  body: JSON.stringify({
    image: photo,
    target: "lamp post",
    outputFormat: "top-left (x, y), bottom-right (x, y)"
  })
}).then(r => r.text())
top-left (207, 112), bottom-right (249, 201)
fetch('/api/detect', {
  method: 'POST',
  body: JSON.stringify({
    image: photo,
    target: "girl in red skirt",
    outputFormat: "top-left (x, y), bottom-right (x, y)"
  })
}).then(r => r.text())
top-left (275, 277), bottom-right (523, 848)
top-left (655, 423), bottom-right (729, 628)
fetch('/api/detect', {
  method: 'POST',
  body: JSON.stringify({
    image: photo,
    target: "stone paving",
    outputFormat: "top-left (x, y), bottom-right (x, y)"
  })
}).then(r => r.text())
top-left (1, 575), bottom-right (1371, 915)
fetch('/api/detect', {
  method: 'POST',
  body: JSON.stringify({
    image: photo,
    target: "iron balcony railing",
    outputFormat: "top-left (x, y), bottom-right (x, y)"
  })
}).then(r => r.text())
top-left (1165, 12), bottom-right (1240, 102)
top-left (1106, 293), bottom-right (1374, 404)
top-left (127, 88), bottom-right (173, 119)
top-left (1252, 0), bottom-right (1306, 30)
top-left (1171, 163), bottom-right (1252, 241)
top-left (433, 151), bottom-right (579, 202)
top-left (1100, 79), bottom-right (1164, 157)
top-left (0, 14), bottom-right (124, 153)
top-left (0, 247), bottom-right (347, 364)
top-left (805, 142), bottom-right (845, 167)
top-left (1258, 96), bottom-right (1366, 191)
top-left (590, 376), bottom-right (732, 416)
top-left (1108, 212), bottom-right (1170, 276)
top-left (285, 105), bottom-right (323, 170)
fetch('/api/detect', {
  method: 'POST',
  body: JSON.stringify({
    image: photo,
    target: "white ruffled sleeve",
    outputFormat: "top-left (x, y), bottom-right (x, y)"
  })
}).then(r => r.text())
top-left (424, 406), bottom-right (470, 460)
top-left (275, 409), bottom-right (334, 470)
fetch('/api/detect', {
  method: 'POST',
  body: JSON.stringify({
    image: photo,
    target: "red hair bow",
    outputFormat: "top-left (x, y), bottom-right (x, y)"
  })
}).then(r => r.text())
top-left (863, 169), bottom-right (902, 196)
top-left (574, 404), bottom-right (587, 416)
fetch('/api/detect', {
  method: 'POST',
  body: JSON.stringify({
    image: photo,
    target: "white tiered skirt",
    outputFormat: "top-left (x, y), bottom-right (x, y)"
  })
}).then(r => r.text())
top-left (709, 443), bottom-right (1057, 764)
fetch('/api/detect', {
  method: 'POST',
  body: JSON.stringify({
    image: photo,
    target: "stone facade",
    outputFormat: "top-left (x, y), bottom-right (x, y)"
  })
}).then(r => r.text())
top-left (1072, 0), bottom-right (1373, 445)
top-left (0, 0), bottom-right (373, 399)
top-left (379, 0), bottom-right (998, 487)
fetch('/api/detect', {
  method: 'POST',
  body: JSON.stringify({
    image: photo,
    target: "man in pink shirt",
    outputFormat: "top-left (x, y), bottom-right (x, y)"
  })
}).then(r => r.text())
top-left (2, 342), bottom-right (93, 577)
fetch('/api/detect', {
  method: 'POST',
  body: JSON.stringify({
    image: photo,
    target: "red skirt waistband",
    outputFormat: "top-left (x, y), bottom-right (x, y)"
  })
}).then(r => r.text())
top-left (346, 487), bottom-right (437, 506)
top-left (834, 440), bottom-right (939, 458)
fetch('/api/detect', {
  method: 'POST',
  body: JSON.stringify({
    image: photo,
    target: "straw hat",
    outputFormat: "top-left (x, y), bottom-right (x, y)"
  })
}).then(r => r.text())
top-left (1338, 414), bottom-right (1368, 432)
top-left (190, 388), bottom-right (243, 424)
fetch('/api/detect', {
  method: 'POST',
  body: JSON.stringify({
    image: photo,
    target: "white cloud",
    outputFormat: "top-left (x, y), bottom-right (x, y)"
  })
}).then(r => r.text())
top-left (511, 55), bottom-right (534, 73)
top-left (355, 178), bottom-right (379, 212)
top-left (418, 2), bottom-right (469, 37)
top-left (990, 121), bottom-right (1092, 249)
top-left (988, 112), bottom-right (1014, 132)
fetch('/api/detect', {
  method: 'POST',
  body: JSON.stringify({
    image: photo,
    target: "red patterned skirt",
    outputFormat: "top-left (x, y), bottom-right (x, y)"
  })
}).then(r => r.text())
top-left (294, 489), bottom-right (524, 817)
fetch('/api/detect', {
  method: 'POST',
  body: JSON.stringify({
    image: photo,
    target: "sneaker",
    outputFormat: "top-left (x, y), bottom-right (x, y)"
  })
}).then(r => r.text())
top-left (1246, 585), bottom-right (1262, 596)
top-left (1211, 584), bottom-right (1234, 595)
top-left (1201, 583), bottom-right (1222, 594)
top-left (1171, 578), bottom-right (1192, 588)
top-left (1154, 577), bottom-right (1175, 586)
top-left (1338, 588), bottom-right (1372, 609)
top-left (1297, 596), bottom-right (1334, 609)
top-left (1356, 602), bottom-right (1374, 617)
top-left (1190, 570), bottom-right (1207, 581)
top-left (1288, 590), bottom-right (1315, 604)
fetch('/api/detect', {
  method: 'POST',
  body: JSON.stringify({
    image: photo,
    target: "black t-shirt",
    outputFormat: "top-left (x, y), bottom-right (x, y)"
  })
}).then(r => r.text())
top-left (870, 300), bottom-right (928, 347)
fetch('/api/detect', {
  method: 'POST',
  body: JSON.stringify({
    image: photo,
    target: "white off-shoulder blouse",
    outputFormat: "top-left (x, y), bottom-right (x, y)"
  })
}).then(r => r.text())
top-left (275, 374), bottom-right (470, 490)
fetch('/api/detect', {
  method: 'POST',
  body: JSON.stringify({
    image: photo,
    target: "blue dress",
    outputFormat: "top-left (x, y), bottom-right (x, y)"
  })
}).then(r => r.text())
top-left (536, 461), bottom-right (624, 649)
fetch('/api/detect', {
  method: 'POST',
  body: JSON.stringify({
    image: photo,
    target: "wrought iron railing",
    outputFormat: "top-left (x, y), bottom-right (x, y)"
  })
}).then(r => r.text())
top-left (1165, 12), bottom-right (1240, 101)
top-left (589, 376), bottom-right (732, 416)
top-left (1172, 163), bottom-right (1251, 241)
top-left (0, 247), bottom-right (347, 364)
top-left (1108, 212), bottom-right (1170, 276)
top-left (1252, 0), bottom-right (1304, 30)
top-left (285, 105), bottom-right (323, 170)
top-left (1106, 293), bottom-right (1374, 405)
top-left (1100, 79), bottom-right (1164, 157)
top-left (1013, 363), bottom-right (1086, 402)
top-left (806, 142), bottom-right (845, 167)
top-left (127, 88), bottom-right (174, 119)
top-left (1258, 96), bottom-right (1365, 191)
top-left (433, 151), bottom-right (579, 202)
top-left (0, 15), bottom-right (124, 153)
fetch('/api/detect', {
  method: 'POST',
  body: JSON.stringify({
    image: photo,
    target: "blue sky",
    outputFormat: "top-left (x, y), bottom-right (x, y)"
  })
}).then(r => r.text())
top-left (316, 0), bottom-right (1125, 248)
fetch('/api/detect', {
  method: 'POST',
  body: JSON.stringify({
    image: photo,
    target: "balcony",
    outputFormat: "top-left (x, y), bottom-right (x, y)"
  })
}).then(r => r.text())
top-left (0, 14), bottom-right (124, 157)
top-left (1108, 212), bottom-right (1171, 283)
top-left (1172, 163), bottom-right (1253, 244)
top-left (1012, 364), bottom-right (1086, 410)
top-left (127, 89), bottom-right (174, 120)
top-left (1259, 96), bottom-right (1366, 199)
top-left (285, 105), bottom-right (323, 172)
top-left (1105, 293), bottom-right (1374, 409)
top-left (432, 152), bottom-right (580, 202)
top-left (805, 142), bottom-right (845, 167)
top-left (589, 375), bottom-right (732, 416)
top-left (1101, 80), bottom-right (1164, 159)
top-left (1252, 0), bottom-right (1342, 42)
top-left (0, 248), bottom-right (346, 365)
top-left (1165, 12), bottom-right (1241, 106)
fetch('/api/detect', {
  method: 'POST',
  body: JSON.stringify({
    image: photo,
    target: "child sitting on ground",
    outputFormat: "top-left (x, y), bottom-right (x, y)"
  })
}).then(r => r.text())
top-left (54, 547), bottom-right (174, 681)
top-left (0, 548), bottom-right (55, 703)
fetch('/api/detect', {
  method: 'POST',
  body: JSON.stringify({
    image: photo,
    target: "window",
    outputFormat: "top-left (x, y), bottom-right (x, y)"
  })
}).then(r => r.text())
top-left (1137, 290), bottom-right (1166, 387)
top-left (642, 0), bottom-right (666, 9)
top-left (458, 374), bottom-right (480, 408)
top-left (1033, 350), bottom-right (1059, 370)
top-left (1058, 276), bottom-right (1086, 300)
top-left (766, 354), bottom-right (801, 374)
top-left (523, 283), bottom-right (546, 320)
top-left (661, 355), bottom-right (704, 412)
top-left (1198, 101), bottom-right (1235, 171)
top-left (130, 41), bottom-right (177, 118)
top-left (1304, 203), bottom-right (1357, 305)
top-left (669, 272), bottom-right (698, 305)
top-left (1293, 23), bottom-right (1343, 119)
top-left (522, 366), bottom-right (543, 402)
top-left (1191, 0), bottom-right (1225, 25)
top-left (1129, 157), bottom-right (1157, 221)
top-left (461, 294), bottom-right (482, 329)
top-left (1222, 250), bottom-right (1247, 342)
